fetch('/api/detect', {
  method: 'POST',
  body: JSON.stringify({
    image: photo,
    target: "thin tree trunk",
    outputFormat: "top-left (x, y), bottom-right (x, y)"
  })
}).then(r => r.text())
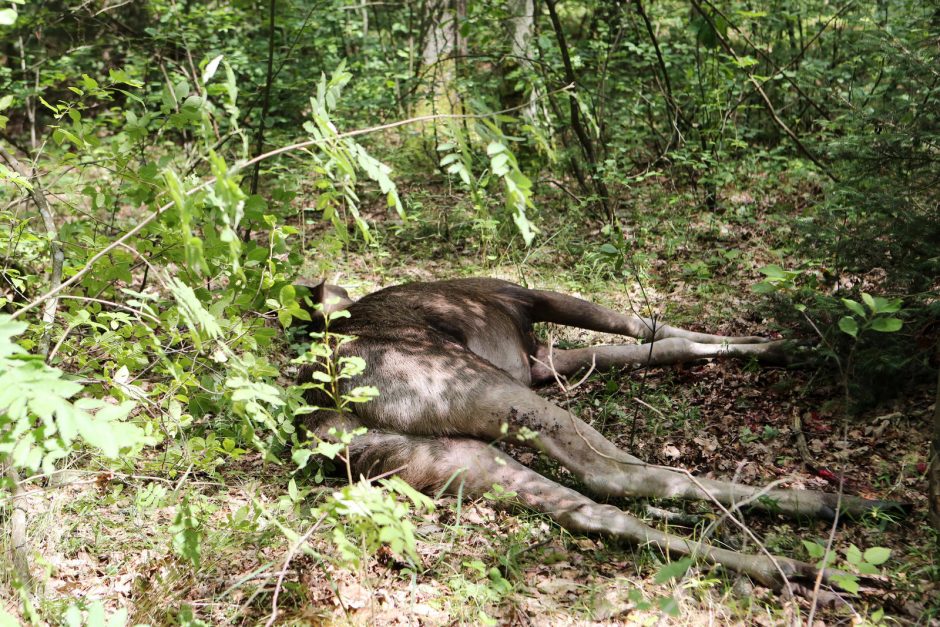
top-left (634, 0), bottom-right (687, 150)
top-left (4, 464), bottom-right (32, 589)
top-left (250, 0), bottom-right (277, 198)
top-left (929, 347), bottom-right (940, 530)
top-left (544, 0), bottom-right (612, 220)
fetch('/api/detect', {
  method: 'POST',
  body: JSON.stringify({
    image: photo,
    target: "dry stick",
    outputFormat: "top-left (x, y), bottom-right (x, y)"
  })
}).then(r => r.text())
top-left (55, 295), bottom-right (162, 324)
top-left (0, 144), bottom-right (64, 356)
top-left (930, 346), bottom-right (940, 530)
top-left (807, 474), bottom-right (845, 624)
top-left (687, 0), bottom-right (837, 182)
top-left (115, 242), bottom-right (170, 289)
top-left (264, 514), bottom-right (327, 627)
top-left (792, 411), bottom-right (816, 468)
top-left (10, 100), bottom-right (567, 323)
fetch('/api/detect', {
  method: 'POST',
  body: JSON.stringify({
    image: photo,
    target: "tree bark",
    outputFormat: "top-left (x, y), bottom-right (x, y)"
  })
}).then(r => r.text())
top-left (929, 346), bottom-right (940, 530)
top-left (250, 0), bottom-right (277, 198)
top-left (3, 464), bottom-right (32, 589)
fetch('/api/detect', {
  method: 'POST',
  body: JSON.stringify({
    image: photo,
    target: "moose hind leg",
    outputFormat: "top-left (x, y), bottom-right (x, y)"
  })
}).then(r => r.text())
top-left (528, 289), bottom-right (770, 344)
top-left (531, 338), bottom-right (792, 384)
top-left (471, 383), bottom-right (896, 520)
top-left (348, 432), bottom-right (833, 591)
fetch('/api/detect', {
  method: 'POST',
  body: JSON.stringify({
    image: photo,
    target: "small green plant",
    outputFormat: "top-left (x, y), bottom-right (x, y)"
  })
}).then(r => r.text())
top-left (837, 293), bottom-right (904, 339)
top-left (319, 476), bottom-right (435, 568)
top-left (289, 305), bottom-right (379, 479)
top-left (752, 264), bottom-right (802, 294)
top-left (448, 559), bottom-right (514, 625)
top-left (802, 540), bottom-right (891, 594)
top-left (437, 115), bottom-right (539, 246)
top-left (0, 316), bottom-right (153, 473)
top-left (61, 600), bottom-right (128, 627)
top-left (170, 497), bottom-right (203, 568)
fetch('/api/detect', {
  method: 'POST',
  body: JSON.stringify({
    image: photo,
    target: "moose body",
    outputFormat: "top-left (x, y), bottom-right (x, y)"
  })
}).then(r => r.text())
top-left (299, 278), bottom-right (895, 591)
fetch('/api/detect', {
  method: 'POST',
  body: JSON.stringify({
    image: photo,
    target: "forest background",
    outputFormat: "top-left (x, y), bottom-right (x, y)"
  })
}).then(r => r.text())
top-left (0, 0), bottom-right (938, 624)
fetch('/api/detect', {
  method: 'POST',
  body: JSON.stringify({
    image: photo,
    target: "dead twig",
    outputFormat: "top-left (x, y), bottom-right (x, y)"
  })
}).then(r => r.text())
top-left (537, 339), bottom-right (797, 599)
top-left (792, 412), bottom-right (816, 468)
top-left (264, 514), bottom-right (327, 627)
top-left (807, 472), bottom-right (845, 623)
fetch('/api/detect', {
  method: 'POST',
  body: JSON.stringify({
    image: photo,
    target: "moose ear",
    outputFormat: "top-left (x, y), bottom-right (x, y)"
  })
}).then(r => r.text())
top-left (293, 278), bottom-right (354, 327)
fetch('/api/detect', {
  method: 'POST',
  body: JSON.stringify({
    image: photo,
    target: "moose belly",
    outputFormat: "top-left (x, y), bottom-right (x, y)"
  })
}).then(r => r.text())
top-left (465, 333), bottom-right (532, 385)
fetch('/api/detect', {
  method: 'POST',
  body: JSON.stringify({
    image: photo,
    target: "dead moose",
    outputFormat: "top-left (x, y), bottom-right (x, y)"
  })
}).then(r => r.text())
top-left (296, 277), bottom-right (899, 593)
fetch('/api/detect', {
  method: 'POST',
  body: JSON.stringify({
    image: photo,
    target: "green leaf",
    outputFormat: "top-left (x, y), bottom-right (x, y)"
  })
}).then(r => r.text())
top-left (291, 448), bottom-right (313, 468)
top-left (170, 500), bottom-right (202, 568)
top-left (841, 299), bottom-right (866, 318)
top-left (832, 573), bottom-right (860, 595)
top-left (657, 595), bottom-right (680, 617)
top-left (654, 557), bottom-right (692, 583)
top-left (857, 562), bottom-right (879, 575)
top-left (863, 546), bottom-right (891, 566)
top-left (202, 54), bottom-right (224, 83)
top-left (0, 607), bottom-right (19, 627)
top-left (845, 544), bottom-right (862, 565)
top-left (279, 284), bottom-right (296, 304)
top-left (802, 540), bottom-right (826, 559)
top-left (108, 67), bottom-right (143, 87)
top-left (871, 296), bottom-right (902, 314)
top-left (0, 8), bottom-right (17, 25)
top-left (838, 316), bottom-right (858, 337)
top-left (861, 292), bottom-right (876, 313)
top-left (870, 317), bottom-right (902, 332)
top-left (315, 440), bottom-right (344, 459)
top-left (759, 264), bottom-right (786, 279)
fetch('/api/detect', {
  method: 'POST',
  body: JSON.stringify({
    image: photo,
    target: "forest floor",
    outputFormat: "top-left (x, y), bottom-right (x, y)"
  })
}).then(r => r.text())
top-left (9, 177), bottom-right (939, 625)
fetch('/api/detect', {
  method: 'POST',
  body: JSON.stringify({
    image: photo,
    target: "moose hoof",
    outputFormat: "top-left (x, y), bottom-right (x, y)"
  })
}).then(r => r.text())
top-left (757, 339), bottom-right (817, 366)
